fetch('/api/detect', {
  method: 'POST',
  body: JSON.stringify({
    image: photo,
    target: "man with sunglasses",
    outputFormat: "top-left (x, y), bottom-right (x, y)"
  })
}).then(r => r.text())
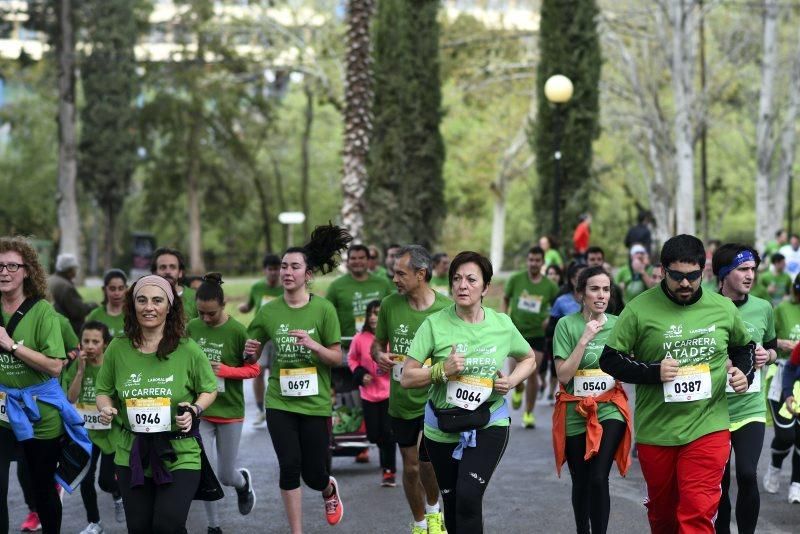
top-left (600, 234), bottom-right (755, 534)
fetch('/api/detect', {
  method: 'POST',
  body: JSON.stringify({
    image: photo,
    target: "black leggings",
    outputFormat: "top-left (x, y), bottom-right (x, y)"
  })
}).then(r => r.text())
top-left (362, 399), bottom-right (397, 472)
top-left (716, 421), bottom-right (764, 534)
top-left (0, 426), bottom-right (15, 534)
top-left (16, 446), bottom-right (37, 511)
top-left (81, 446), bottom-right (121, 523)
top-left (768, 399), bottom-right (800, 483)
top-left (116, 466), bottom-right (199, 534)
top-left (425, 425), bottom-right (509, 534)
top-left (266, 408), bottom-right (331, 491)
top-left (564, 419), bottom-right (626, 534)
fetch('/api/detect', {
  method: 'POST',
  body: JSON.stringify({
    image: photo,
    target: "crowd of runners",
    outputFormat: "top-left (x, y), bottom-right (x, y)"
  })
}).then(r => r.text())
top-left (1, 217), bottom-right (800, 533)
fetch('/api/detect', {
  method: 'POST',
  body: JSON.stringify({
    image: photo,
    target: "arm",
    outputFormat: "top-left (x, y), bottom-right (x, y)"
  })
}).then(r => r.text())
top-left (501, 352), bottom-right (537, 391)
top-left (501, 295), bottom-right (510, 314)
top-left (401, 345), bottom-right (465, 389)
top-left (215, 361), bottom-right (261, 380)
top-left (96, 394), bottom-right (118, 425)
top-left (238, 302), bottom-right (253, 314)
top-left (728, 341), bottom-right (756, 385)
top-left (66, 359), bottom-right (84, 403)
top-left (370, 337), bottom-right (393, 373)
top-left (5, 343), bottom-right (63, 377)
top-left (176, 391), bottom-right (218, 432)
top-left (599, 345), bottom-right (663, 384)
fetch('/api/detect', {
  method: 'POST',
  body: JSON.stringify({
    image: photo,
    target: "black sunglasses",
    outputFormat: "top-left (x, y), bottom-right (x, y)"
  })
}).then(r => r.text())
top-left (664, 267), bottom-right (703, 282)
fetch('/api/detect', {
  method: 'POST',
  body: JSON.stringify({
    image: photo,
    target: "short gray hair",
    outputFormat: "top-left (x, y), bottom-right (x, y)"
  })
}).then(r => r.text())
top-left (397, 245), bottom-right (433, 282)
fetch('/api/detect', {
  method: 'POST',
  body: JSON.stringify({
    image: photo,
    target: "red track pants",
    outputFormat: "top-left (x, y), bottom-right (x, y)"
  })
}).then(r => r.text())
top-left (638, 430), bottom-right (731, 534)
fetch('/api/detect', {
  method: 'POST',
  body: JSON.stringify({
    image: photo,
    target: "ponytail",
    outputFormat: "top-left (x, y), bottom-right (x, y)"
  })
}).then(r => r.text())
top-left (196, 272), bottom-right (225, 304)
top-left (287, 222), bottom-right (352, 275)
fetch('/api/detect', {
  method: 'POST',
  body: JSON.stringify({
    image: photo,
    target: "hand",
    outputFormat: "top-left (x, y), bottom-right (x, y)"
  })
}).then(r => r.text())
top-left (580, 320), bottom-right (603, 345)
top-left (0, 326), bottom-right (13, 352)
top-left (98, 406), bottom-right (117, 425)
top-left (289, 330), bottom-right (321, 353)
top-left (77, 350), bottom-right (87, 371)
top-left (660, 357), bottom-right (679, 382)
top-left (363, 373), bottom-right (373, 385)
top-left (754, 345), bottom-right (769, 369)
top-left (728, 367), bottom-right (748, 393)
top-left (175, 402), bottom-right (194, 433)
top-left (237, 302), bottom-right (249, 313)
top-left (785, 395), bottom-right (797, 415)
top-left (493, 370), bottom-right (511, 395)
top-left (210, 361), bottom-right (221, 374)
top-left (376, 352), bottom-right (394, 373)
top-left (443, 345), bottom-right (466, 377)
top-left (243, 339), bottom-right (262, 360)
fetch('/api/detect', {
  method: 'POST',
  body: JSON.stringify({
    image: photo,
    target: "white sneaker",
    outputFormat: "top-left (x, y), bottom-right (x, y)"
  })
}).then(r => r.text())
top-left (788, 482), bottom-right (800, 504)
top-left (79, 522), bottom-right (104, 534)
top-left (763, 464), bottom-right (781, 494)
top-left (252, 411), bottom-right (267, 427)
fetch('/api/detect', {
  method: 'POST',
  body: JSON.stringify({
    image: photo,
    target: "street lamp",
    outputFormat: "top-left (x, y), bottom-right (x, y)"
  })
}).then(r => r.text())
top-left (278, 211), bottom-right (306, 247)
top-left (544, 74), bottom-right (573, 239)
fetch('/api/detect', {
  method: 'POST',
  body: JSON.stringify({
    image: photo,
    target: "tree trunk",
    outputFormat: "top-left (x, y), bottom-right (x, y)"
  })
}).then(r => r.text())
top-left (56, 0), bottom-right (80, 260)
top-left (186, 108), bottom-right (205, 274)
top-left (773, 25), bottom-right (800, 237)
top-left (341, 0), bottom-right (375, 243)
top-left (252, 174), bottom-right (273, 254)
top-left (671, 0), bottom-right (697, 235)
top-left (300, 83), bottom-right (313, 237)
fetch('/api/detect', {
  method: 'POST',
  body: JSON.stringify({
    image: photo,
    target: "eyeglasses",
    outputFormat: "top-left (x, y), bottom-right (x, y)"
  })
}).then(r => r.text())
top-left (664, 267), bottom-right (702, 282)
top-left (0, 263), bottom-right (25, 273)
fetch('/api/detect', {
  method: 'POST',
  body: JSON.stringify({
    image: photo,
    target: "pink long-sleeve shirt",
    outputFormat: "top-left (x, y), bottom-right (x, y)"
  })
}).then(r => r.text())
top-left (347, 330), bottom-right (390, 403)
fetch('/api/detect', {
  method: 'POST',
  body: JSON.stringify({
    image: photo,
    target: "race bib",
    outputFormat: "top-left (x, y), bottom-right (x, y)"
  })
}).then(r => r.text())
top-left (77, 402), bottom-right (111, 430)
top-left (216, 376), bottom-right (226, 393)
top-left (768, 361), bottom-right (785, 402)
top-left (726, 368), bottom-right (761, 394)
top-left (126, 397), bottom-right (171, 433)
top-left (391, 354), bottom-right (406, 382)
top-left (446, 376), bottom-right (493, 411)
top-left (354, 315), bottom-right (366, 333)
top-left (574, 369), bottom-right (615, 397)
top-left (517, 294), bottom-right (543, 314)
top-left (0, 392), bottom-right (7, 423)
top-left (663, 364), bottom-right (712, 402)
top-left (280, 367), bottom-right (319, 397)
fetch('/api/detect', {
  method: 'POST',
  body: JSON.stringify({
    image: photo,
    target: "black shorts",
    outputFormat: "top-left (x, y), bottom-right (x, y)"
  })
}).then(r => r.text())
top-left (390, 415), bottom-right (430, 462)
top-left (525, 336), bottom-right (546, 353)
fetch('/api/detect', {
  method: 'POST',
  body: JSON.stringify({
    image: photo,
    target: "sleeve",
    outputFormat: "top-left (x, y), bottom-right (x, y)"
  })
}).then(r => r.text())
top-left (247, 310), bottom-right (271, 343)
top-left (408, 318), bottom-right (434, 364)
top-left (216, 361), bottom-right (261, 380)
top-left (506, 315), bottom-right (531, 359)
top-left (191, 344), bottom-right (218, 394)
top-left (347, 334), bottom-right (363, 372)
top-left (59, 316), bottom-right (79, 352)
top-left (552, 317), bottom-right (574, 360)
top-left (37, 308), bottom-right (66, 360)
top-left (599, 306), bottom-right (662, 384)
top-left (320, 302), bottom-right (341, 347)
top-left (550, 297), bottom-right (563, 318)
top-left (375, 302), bottom-right (389, 343)
top-left (95, 343), bottom-right (116, 397)
top-left (728, 308), bottom-right (756, 384)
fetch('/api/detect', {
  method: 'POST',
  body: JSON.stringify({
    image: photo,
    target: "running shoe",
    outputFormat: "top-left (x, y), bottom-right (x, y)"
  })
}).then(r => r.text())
top-left (114, 498), bottom-right (125, 523)
top-left (20, 511), bottom-right (40, 532)
top-left (381, 469), bottom-right (396, 487)
top-left (323, 476), bottom-right (344, 525)
top-left (411, 525), bottom-right (426, 534)
top-left (425, 512), bottom-right (445, 534)
top-left (511, 390), bottom-right (522, 410)
top-left (236, 468), bottom-right (257, 515)
top-left (763, 464), bottom-right (781, 494)
top-left (789, 482), bottom-right (800, 504)
top-left (79, 522), bottom-right (103, 534)
top-left (252, 411), bottom-right (267, 427)
top-left (207, 528), bottom-right (223, 534)
top-left (522, 411), bottom-right (535, 429)
top-left (355, 448), bottom-right (370, 463)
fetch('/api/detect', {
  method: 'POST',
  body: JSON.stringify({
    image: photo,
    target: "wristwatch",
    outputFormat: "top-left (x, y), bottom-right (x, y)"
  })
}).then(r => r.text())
top-left (10, 343), bottom-right (18, 355)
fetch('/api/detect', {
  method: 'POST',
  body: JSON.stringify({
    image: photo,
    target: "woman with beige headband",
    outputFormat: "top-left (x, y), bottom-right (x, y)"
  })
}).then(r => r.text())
top-left (96, 274), bottom-right (217, 534)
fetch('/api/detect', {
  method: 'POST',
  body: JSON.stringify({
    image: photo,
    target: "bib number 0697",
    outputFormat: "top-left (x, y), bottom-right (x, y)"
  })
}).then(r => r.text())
top-left (286, 379), bottom-right (310, 391)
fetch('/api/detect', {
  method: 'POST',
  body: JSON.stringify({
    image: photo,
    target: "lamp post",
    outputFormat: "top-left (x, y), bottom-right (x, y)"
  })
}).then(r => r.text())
top-left (544, 74), bottom-right (573, 239)
top-left (278, 211), bottom-right (306, 247)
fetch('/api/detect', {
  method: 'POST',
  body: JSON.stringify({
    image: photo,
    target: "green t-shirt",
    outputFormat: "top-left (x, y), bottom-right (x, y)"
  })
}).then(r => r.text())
top-left (180, 286), bottom-right (198, 320)
top-left (57, 313), bottom-right (79, 351)
top-left (605, 286), bottom-right (751, 446)
top-left (85, 306), bottom-right (125, 338)
top-left (545, 249), bottom-right (563, 268)
top-left (726, 296), bottom-right (775, 427)
top-left (553, 313), bottom-right (624, 436)
top-left (187, 316), bottom-right (248, 419)
top-left (615, 265), bottom-right (653, 304)
top-left (247, 295), bottom-right (341, 417)
top-left (325, 274), bottom-right (394, 341)
top-left (430, 275), bottom-right (450, 296)
top-left (750, 280), bottom-right (770, 301)
top-left (759, 271), bottom-right (793, 307)
top-left (504, 272), bottom-right (559, 338)
top-left (0, 300), bottom-right (66, 439)
top-left (95, 337), bottom-right (217, 471)
top-left (61, 361), bottom-right (115, 454)
top-left (774, 301), bottom-right (800, 359)
top-left (376, 291), bottom-right (452, 419)
top-left (409, 306), bottom-right (530, 443)
top-left (246, 280), bottom-right (283, 314)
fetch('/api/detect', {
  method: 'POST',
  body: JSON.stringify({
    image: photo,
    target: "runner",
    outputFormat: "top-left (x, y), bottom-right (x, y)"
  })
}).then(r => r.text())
top-left (430, 253), bottom-right (450, 296)
top-left (189, 273), bottom-right (261, 533)
top-left (150, 247), bottom-right (199, 320)
top-left (502, 245), bottom-right (559, 427)
top-left (710, 244), bottom-right (777, 533)
top-left (759, 253), bottom-right (792, 307)
top-left (781, 342), bottom-right (800, 502)
top-left (62, 321), bottom-right (124, 533)
top-left (763, 272), bottom-right (800, 502)
top-left (778, 234), bottom-right (800, 279)
top-left (368, 246), bottom-right (385, 278)
top-left (247, 224), bottom-right (350, 532)
top-left (546, 265), bottom-right (564, 287)
top-left (85, 269), bottom-right (128, 337)
top-left (238, 253), bottom-right (282, 427)
top-left (0, 237), bottom-right (79, 534)
top-left (371, 245), bottom-right (450, 534)
top-left (584, 247), bottom-right (624, 315)
top-left (347, 299), bottom-right (396, 486)
top-left (599, 234), bottom-right (755, 534)
top-left (539, 235), bottom-right (563, 268)
top-left (614, 244), bottom-right (655, 304)
top-left (46, 253), bottom-right (97, 335)
top-left (95, 275), bottom-right (218, 534)
top-left (384, 244), bottom-right (402, 281)
top-left (552, 266), bottom-right (631, 534)
top-left (403, 250), bottom-right (536, 534)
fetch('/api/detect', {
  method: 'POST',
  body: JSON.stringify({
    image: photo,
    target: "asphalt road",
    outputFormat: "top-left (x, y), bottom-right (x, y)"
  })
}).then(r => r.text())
top-left (6, 381), bottom-right (799, 534)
